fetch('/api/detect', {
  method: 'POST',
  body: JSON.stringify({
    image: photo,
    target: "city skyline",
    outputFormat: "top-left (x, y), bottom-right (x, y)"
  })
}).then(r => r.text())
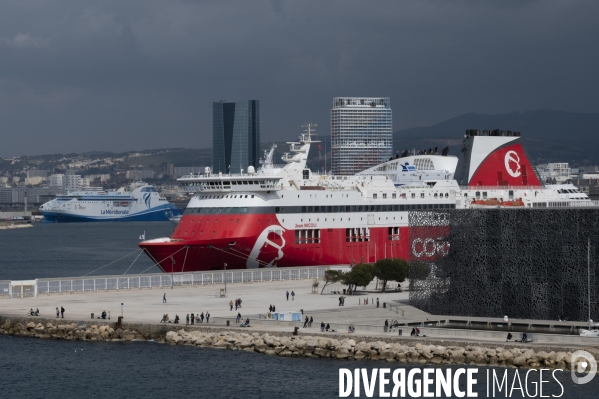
top-left (0, 1), bottom-right (598, 157)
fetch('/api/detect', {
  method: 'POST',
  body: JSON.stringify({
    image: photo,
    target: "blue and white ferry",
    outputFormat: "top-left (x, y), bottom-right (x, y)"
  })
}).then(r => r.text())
top-left (40, 182), bottom-right (182, 222)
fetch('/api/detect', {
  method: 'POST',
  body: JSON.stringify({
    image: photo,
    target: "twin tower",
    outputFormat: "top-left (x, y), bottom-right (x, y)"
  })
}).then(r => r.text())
top-left (212, 97), bottom-right (392, 176)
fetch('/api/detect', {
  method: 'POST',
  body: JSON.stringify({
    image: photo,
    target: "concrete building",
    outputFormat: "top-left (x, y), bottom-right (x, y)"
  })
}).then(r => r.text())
top-left (24, 176), bottom-right (44, 186)
top-left (0, 187), bottom-right (63, 203)
top-left (126, 170), bottom-right (155, 180)
top-left (212, 100), bottom-right (260, 174)
top-left (64, 175), bottom-right (86, 192)
top-left (49, 174), bottom-right (64, 188)
top-left (331, 97), bottom-right (392, 175)
top-left (537, 162), bottom-right (575, 183)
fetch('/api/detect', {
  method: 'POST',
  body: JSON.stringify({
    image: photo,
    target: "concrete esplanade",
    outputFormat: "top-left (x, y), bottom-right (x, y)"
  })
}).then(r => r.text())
top-left (1, 266), bottom-right (598, 350)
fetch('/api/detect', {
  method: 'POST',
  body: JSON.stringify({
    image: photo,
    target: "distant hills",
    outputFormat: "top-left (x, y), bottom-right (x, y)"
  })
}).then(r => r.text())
top-left (393, 109), bottom-right (599, 166)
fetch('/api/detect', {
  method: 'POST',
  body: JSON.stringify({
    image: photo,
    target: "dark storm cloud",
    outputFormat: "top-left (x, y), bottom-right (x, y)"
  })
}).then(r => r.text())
top-left (0, 0), bottom-right (597, 156)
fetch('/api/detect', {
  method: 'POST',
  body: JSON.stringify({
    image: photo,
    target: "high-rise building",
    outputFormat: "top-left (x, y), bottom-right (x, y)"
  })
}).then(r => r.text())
top-left (213, 100), bottom-right (260, 174)
top-left (331, 97), bottom-right (392, 175)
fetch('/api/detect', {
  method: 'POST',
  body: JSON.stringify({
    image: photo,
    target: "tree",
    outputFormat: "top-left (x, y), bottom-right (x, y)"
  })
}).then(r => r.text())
top-left (409, 261), bottom-right (432, 280)
top-left (373, 258), bottom-right (409, 292)
top-left (341, 263), bottom-right (374, 294)
top-left (320, 269), bottom-right (343, 294)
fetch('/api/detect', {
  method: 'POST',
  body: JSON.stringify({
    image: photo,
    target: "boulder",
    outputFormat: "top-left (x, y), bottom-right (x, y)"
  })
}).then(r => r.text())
top-left (26, 322), bottom-right (36, 330)
top-left (513, 356), bottom-right (527, 367)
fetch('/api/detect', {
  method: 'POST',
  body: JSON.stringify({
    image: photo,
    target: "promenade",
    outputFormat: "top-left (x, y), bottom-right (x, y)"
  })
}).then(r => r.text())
top-left (1, 278), bottom-right (597, 350)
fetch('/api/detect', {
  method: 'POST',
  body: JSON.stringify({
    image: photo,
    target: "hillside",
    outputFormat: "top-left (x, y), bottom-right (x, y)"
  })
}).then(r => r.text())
top-left (394, 109), bottom-right (599, 165)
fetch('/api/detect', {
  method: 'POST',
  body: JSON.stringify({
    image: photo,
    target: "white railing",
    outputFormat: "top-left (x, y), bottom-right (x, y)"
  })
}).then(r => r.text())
top-left (4, 267), bottom-right (329, 298)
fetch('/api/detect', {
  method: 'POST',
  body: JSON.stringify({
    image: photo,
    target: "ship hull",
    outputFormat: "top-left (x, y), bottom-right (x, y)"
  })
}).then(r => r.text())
top-left (139, 212), bottom-right (446, 272)
top-left (42, 206), bottom-right (181, 223)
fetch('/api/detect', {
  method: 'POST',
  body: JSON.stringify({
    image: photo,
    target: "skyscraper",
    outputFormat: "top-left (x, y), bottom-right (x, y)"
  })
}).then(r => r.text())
top-left (212, 100), bottom-right (260, 174)
top-left (331, 97), bottom-right (392, 175)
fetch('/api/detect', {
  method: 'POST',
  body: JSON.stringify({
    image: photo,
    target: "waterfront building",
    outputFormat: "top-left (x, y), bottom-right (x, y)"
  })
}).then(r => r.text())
top-left (331, 97), bottom-right (392, 175)
top-left (212, 100), bottom-right (260, 174)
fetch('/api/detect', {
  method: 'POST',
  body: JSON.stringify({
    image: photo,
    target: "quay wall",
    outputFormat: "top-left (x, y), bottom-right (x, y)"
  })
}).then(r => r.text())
top-left (1, 316), bottom-right (597, 373)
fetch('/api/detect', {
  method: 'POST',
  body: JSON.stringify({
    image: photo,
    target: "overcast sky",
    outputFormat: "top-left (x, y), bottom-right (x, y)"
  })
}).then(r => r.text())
top-left (0, 0), bottom-right (597, 156)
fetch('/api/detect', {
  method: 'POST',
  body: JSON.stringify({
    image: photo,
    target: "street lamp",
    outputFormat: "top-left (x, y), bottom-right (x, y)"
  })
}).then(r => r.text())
top-left (224, 263), bottom-right (227, 295)
top-left (170, 256), bottom-right (175, 289)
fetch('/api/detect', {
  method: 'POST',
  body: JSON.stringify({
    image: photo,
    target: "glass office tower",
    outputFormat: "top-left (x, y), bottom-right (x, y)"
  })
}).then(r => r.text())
top-left (213, 100), bottom-right (260, 174)
top-left (331, 97), bottom-right (392, 175)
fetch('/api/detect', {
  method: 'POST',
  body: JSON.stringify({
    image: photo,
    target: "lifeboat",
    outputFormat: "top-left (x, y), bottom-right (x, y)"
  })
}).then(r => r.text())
top-left (470, 198), bottom-right (501, 208)
top-left (500, 198), bottom-right (525, 208)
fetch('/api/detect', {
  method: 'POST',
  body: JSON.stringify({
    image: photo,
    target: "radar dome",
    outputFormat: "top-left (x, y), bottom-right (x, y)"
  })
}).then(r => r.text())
top-left (248, 166), bottom-right (256, 175)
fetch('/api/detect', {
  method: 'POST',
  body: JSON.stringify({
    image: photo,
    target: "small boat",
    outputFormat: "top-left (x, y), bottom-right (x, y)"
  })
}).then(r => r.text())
top-left (471, 198), bottom-right (501, 208)
top-left (500, 198), bottom-right (525, 208)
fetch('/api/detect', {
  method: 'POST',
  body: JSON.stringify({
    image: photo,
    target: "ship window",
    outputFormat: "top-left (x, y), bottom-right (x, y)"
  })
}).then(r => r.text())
top-left (411, 193), bottom-right (415, 198)
top-left (392, 193), bottom-right (397, 199)
top-left (327, 206), bottom-right (332, 212)
top-left (373, 194), bottom-right (377, 199)
top-left (333, 206), bottom-right (338, 212)
top-left (308, 206), bottom-right (313, 212)
top-left (483, 192), bottom-right (487, 199)
top-left (383, 193), bottom-right (387, 199)
top-left (275, 207), bottom-right (280, 213)
top-left (314, 206), bottom-right (319, 213)
top-left (251, 195), bottom-right (254, 198)
top-left (370, 206), bottom-right (375, 212)
top-left (302, 206), bottom-right (306, 213)
top-left (346, 206), bottom-right (350, 212)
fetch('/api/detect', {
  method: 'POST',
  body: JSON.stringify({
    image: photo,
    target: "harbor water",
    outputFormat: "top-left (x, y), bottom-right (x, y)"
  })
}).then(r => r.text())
top-left (0, 222), bottom-right (598, 398)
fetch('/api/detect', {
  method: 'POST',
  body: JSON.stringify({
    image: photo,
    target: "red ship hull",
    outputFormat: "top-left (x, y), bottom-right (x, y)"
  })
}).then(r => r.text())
top-left (139, 213), bottom-right (447, 272)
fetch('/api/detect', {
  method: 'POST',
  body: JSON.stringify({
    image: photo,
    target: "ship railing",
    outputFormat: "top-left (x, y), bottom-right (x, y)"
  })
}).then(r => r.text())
top-left (458, 185), bottom-right (545, 190)
top-left (5, 267), bottom-right (330, 298)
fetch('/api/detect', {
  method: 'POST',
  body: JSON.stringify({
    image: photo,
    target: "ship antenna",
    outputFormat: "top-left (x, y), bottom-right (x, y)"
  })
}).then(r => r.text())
top-left (302, 122), bottom-right (317, 141)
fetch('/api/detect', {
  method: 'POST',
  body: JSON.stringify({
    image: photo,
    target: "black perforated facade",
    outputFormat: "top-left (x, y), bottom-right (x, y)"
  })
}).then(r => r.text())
top-left (408, 209), bottom-right (599, 322)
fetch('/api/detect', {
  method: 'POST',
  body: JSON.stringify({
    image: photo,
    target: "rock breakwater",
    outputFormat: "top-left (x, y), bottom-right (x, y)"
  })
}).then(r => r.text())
top-left (1, 317), bottom-right (596, 373)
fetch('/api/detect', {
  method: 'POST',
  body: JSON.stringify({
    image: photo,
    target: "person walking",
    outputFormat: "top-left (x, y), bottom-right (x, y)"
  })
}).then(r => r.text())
top-left (272, 305), bottom-right (276, 312)
top-left (186, 314), bottom-right (190, 325)
top-left (376, 298), bottom-right (379, 308)
top-left (229, 300), bottom-right (233, 311)
top-left (191, 313), bottom-right (195, 325)
top-left (206, 311), bottom-right (210, 323)
top-left (309, 316), bottom-right (313, 328)
top-left (384, 319), bottom-right (389, 332)
top-left (200, 312), bottom-right (204, 323)
top-left (269, 304), bottom-right (273, 312)
top-left (291, 291), bottom-right (295, 300)
top-left (163, 293), bottom-right (166, 303)
top-left (303, 316), bottom-right (309, 328)
top-left (60, 306), bottom-right (65, 319)
top-left (320, 321), bottom-right (325, 332)
top-left (286, 291), bottom-right (289, 301)
top-left (56, 307), bottom-right (59, 318)
top-left (236, 312), bottom-right (241, 324)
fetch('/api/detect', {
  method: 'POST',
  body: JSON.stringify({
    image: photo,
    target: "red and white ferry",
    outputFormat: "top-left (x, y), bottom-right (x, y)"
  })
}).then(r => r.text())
top-left (139, 126), bottom-right (596, 272)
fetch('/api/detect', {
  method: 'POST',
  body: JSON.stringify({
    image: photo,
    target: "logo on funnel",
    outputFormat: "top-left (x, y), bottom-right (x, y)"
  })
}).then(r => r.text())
top-left (504, 150), bottom-right (521, 178)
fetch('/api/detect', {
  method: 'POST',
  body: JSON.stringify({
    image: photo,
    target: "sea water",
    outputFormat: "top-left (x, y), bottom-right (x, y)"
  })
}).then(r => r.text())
top-left (0, 223), bottom-right (597, 398)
